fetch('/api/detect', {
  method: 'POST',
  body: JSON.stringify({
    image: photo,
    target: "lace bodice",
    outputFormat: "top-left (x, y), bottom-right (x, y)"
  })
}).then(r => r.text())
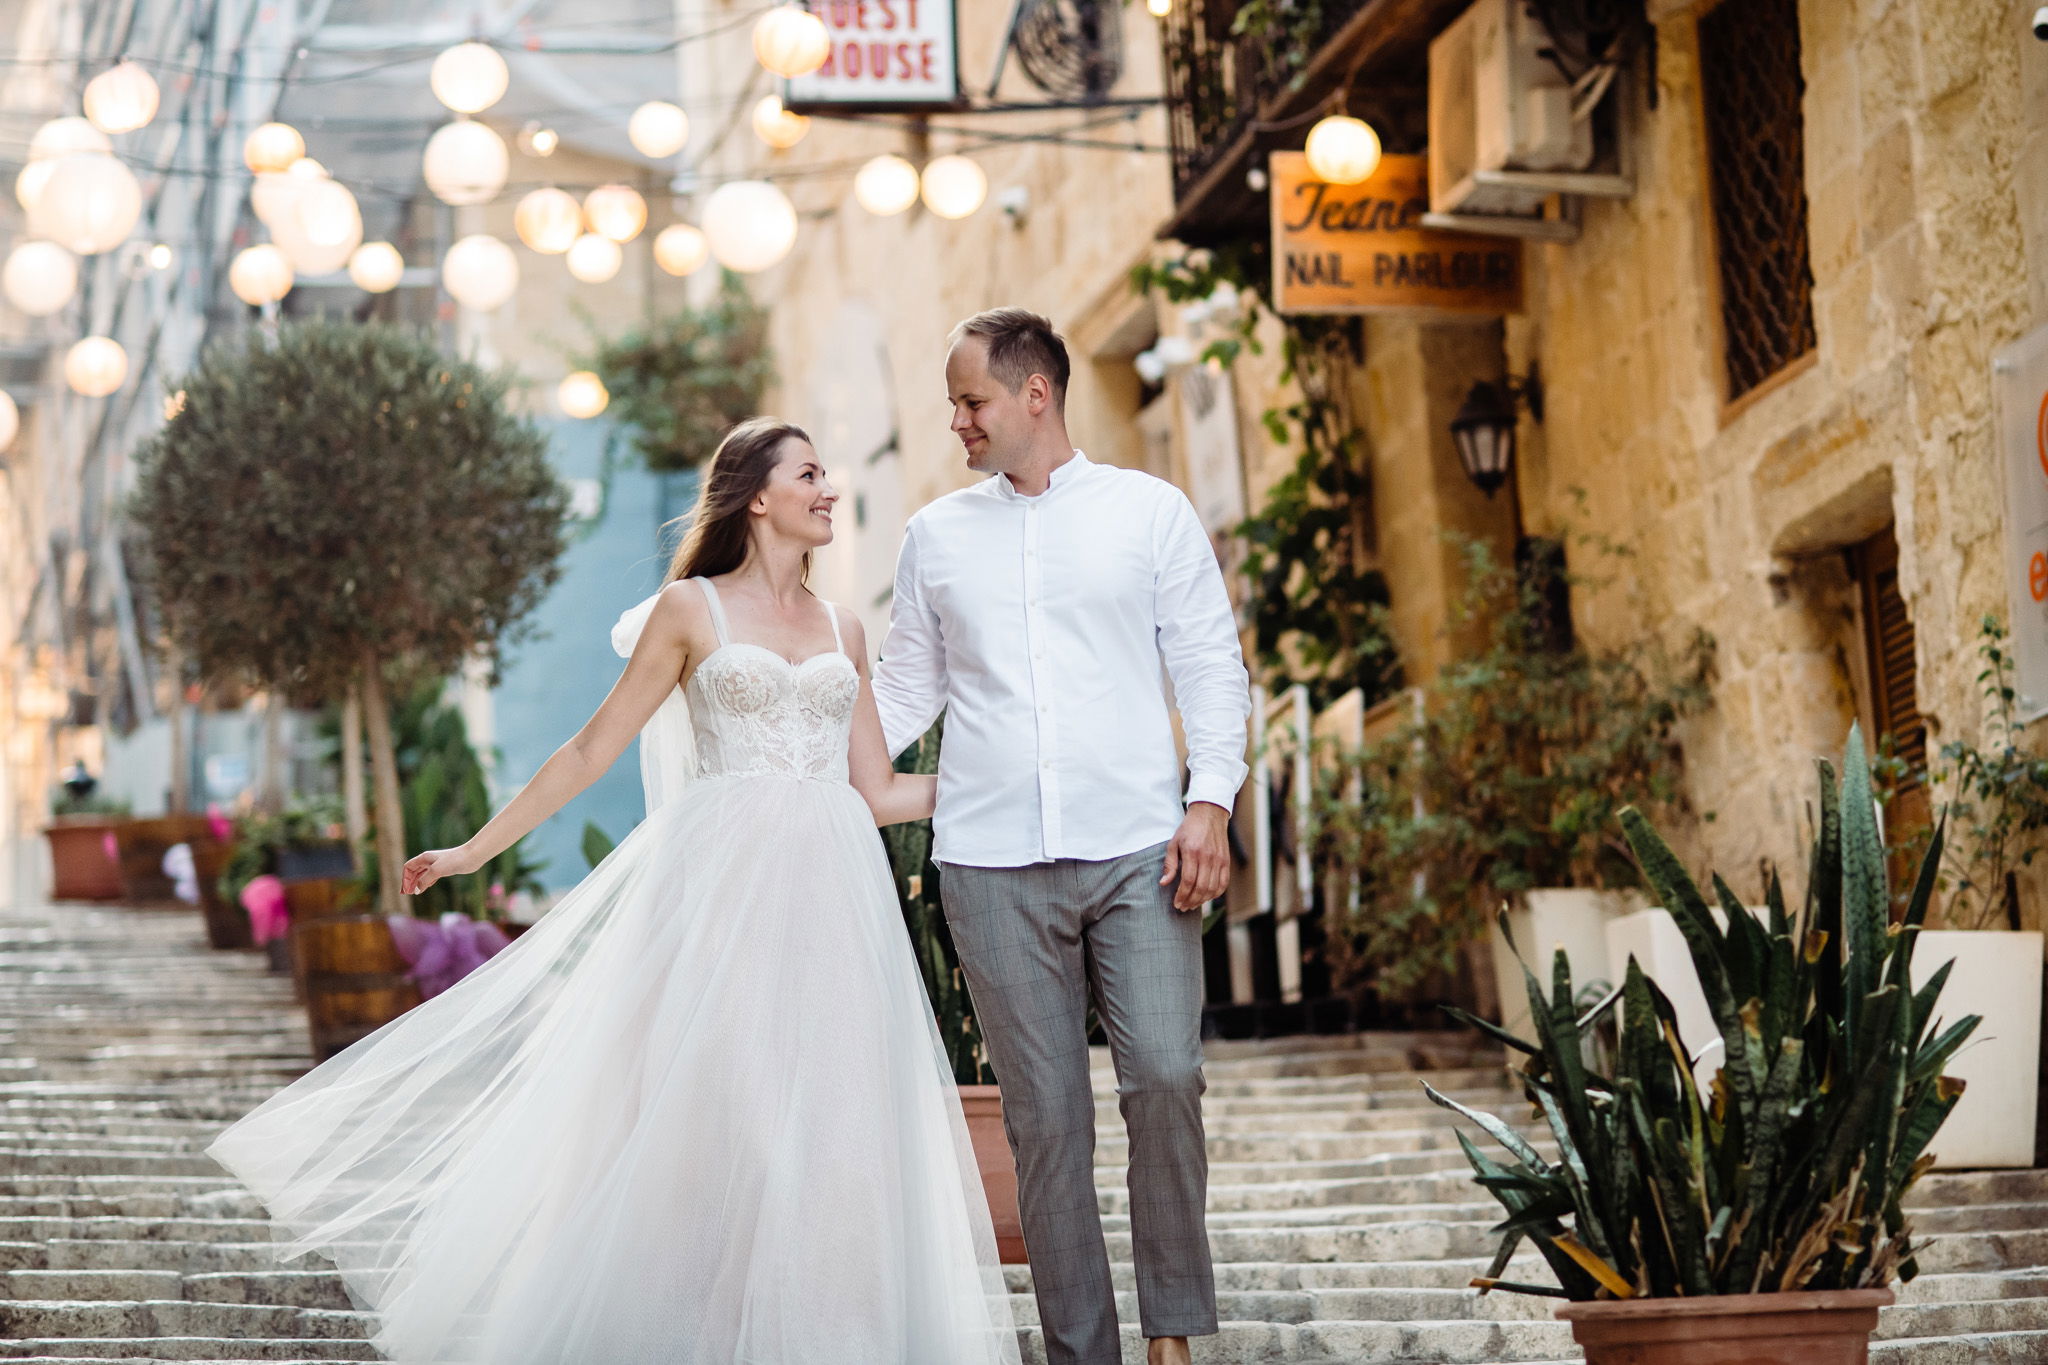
top-left (684, 581), bottom-right (859, 783)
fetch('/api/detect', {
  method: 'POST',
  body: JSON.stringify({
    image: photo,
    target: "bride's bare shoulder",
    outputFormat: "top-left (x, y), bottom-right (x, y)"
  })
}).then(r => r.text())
top-left (645, 578), bottom-right (717, 649)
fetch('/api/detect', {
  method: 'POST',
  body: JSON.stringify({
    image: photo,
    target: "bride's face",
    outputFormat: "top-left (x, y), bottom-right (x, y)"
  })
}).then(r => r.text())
top-left (750, 438), bottom-right (839, 548)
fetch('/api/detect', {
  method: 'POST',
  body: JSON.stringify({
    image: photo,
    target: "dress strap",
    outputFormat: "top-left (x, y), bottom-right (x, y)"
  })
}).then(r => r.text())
top-left (695, 578), bottom-right (731, 647)
top-left (821, 596), bottom-right (845, 656)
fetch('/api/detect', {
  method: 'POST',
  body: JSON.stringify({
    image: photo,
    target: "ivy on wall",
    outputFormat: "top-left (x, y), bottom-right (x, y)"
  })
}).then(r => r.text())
top-left (1132, 243), bottom-right (1400, 710)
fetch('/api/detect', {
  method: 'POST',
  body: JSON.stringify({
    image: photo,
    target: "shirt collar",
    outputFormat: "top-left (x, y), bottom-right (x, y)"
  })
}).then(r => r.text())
top-left (989, 449), bottom-right (1092, 502)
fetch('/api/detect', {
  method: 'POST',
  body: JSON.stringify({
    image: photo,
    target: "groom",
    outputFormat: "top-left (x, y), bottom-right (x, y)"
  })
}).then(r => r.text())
top-left (874, 308), bottom-right (1251, 1365)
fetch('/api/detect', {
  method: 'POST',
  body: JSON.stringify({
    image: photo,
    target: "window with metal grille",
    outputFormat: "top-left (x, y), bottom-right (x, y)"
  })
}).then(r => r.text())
top-left (1698, 0), bottom-right (1816, 399)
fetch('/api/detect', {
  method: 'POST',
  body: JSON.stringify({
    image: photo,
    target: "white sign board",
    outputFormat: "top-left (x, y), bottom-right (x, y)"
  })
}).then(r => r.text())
top-left (784, 1), bottom-right (962, 113)
top-left (1178, 360), bottom-right (1246, 546)
top-left (1994, 323), bottom-right (2048, 721)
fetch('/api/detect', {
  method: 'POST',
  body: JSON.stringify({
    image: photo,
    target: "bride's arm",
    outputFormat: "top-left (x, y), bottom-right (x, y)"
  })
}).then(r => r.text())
top-left (402, 581), bottom-right (708, 895)
top-left (843, 611), bottom-right (938, 828)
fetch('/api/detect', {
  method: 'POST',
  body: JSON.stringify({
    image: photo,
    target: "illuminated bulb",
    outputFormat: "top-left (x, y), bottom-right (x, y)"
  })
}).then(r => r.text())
top-left (920, 154), bottom-right (987, 220)
top-left (430, 42), bottom-right (509, 114)
top-left (3, 241), bottom-right (77, 316)
top-left (1304, 114), bottom-right (1382, 185)
top-left (146, 242), bottom-right (173, 271)
top-left (65, 336), bottom-right (127, 396)
top-left (565, 233), bottom-right (622, 283)
top-left (703, 180), bottom-right (797, 273)
top-left (84, 61), bottom-right (160, 134)
top-left (1147, 0), bottom-right (1172, 14)
top-left (348, 242), bottom-right (405, 293)
top-left (558, 371), bottom-right (609, 419)
top-left (29, 154), bottom-right (143, 255)
top-left (423, 120), bottom-right (509, 206)
top-left (628, 101), bottom-right (690, 158)
top-left (653, 223), bottom-right (709, 276)
top-left (853, 154), bottom-right (919, 216)
top-left (752, 95), bottom-right (809, 150)
top-left (517, 122), bottom-right (558, 157)
top-left (514, 187), bottom-right (582, 254)
top-left (295, 178), bottom-right (359, 247)
top-left (753, 5), bottom-right (830, 78)
top-left (582, 184), bottom-right (648, 243)
top-left (243, 121), bottom-right (303, 175)
top-left (228, 244), bottom-right (293, 306)
top-left (441, 234), bottom-right (520, 310)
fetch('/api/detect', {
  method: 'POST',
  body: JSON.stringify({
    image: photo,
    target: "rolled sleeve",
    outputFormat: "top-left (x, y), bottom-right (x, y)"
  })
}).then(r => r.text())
top-left (873, 519), bottom-right (948, 759)
top-left (1152, 490), bottom-right (1252, 814)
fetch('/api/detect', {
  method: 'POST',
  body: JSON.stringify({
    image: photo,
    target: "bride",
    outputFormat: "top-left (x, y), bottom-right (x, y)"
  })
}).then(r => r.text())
top-left (206, 417), bottom-right (1022, 1365)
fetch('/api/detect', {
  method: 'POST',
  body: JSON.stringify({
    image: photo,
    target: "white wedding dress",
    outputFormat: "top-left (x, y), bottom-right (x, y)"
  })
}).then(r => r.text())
top-left (206, 579), bottom-right (1020, 1365)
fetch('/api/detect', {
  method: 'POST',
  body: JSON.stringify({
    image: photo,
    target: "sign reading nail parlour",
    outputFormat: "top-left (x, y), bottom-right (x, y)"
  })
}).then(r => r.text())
top-left (783, 1), bottom-right (963, 114)
top-left (1270, 152), bottom-right (1523, 317)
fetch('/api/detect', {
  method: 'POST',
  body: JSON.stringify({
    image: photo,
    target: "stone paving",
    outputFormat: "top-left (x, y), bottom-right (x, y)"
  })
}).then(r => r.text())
top-left (4, 898), bottom-right (2048, 1362)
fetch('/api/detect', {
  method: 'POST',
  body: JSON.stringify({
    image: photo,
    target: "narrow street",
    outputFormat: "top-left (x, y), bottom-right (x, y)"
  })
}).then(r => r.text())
top-left (0, 900), bottom-right (2045, 1362)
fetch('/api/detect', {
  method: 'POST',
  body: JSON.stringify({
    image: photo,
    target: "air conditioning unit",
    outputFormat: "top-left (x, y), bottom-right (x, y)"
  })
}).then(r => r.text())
top-left (1428, 0), bottom-right (1633, 232)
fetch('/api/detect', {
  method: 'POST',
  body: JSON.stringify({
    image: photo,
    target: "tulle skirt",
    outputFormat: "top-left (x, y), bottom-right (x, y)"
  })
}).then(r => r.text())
top-left (206, 774), bottom-right (1020, 1365)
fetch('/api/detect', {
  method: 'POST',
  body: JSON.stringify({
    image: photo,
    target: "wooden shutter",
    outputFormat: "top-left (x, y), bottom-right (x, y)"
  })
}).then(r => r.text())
top-left (1851, 529), bottom-right (1925, 786)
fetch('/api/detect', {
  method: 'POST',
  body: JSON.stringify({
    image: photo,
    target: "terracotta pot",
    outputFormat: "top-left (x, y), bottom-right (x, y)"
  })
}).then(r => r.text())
top-left (114, 815), bottom-right (218, 902)
top-left (291, 914), bottom-right (422, 1062)
top-left (1558, 1287), bottom-right (1892, 1364)
top-left (956, 1083), bottom-right (1027, 1264)
top-left (43, 820), bottom-right (125, 900)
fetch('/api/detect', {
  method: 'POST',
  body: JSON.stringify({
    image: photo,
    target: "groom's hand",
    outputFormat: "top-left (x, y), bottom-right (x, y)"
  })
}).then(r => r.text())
top-left (1161, 802), bottom-right (1231, 911)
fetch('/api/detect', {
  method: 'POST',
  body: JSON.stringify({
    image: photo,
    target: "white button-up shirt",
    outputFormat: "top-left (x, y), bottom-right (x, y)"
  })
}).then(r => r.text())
top-left (874, 451), bottom-right (1252, 868)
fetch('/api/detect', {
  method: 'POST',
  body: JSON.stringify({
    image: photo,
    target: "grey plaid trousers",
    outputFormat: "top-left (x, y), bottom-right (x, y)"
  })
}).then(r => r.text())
top-left (939, 841), bottom-right (1217, 1365)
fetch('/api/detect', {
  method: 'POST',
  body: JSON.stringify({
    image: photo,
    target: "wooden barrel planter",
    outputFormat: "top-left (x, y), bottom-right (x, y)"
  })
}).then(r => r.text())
top-left (291, 914), bottom-right (422, 1062)
top-left (43, 819), bottom-right (125, 900)
top-left (190, 840), bottom-right (251, 949)
top-left (114, 815), bottom-right (218, 904)
top-left (957, 1084), bottom-right (1027, 1264)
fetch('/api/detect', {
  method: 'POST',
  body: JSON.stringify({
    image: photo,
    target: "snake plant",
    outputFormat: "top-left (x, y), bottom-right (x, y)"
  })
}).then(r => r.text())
top-left (1429, 724), bottom-right (1980, 1300)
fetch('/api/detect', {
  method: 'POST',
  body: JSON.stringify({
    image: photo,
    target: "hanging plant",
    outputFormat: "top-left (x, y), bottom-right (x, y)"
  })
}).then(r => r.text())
top-left (577, 271), bottom-right (773, 472)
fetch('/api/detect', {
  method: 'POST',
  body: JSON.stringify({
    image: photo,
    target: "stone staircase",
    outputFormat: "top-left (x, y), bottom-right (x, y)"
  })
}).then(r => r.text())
top-left (5, 899), bottom-right (2048, 1363)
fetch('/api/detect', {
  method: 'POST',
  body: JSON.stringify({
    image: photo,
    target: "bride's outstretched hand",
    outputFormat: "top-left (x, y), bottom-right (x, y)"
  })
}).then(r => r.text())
top-left (402, 845), bottom-right (481, 896)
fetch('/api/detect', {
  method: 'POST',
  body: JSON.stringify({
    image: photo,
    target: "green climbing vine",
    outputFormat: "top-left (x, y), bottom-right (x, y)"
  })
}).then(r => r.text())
top-left (1131, 244), bottom-right (1399, 710)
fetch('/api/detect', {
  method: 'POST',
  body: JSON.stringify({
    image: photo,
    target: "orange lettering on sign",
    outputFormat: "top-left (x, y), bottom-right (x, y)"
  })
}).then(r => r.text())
top-left (2036, 390), bottom-right (2048, 482)
top-left (2031, 551), bottom-right (2048, 603)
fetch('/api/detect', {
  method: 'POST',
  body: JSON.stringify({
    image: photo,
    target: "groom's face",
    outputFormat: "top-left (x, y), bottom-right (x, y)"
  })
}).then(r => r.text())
top-left (946, 338), bottom-right (1026, 475)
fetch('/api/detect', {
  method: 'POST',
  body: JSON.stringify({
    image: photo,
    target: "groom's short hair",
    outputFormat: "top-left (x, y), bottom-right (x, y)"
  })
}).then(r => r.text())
top-left (950, 308), bottom-right (1070, 409)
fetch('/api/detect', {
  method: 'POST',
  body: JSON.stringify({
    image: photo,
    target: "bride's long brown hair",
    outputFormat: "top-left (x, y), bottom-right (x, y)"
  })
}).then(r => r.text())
top-left (663, 417), bottom-right (814, 584)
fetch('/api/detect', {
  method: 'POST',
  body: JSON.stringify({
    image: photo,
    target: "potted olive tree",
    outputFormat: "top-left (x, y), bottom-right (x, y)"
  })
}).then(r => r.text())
top-left (1432, 726), bottom-right (1976, 1363)
top-left (1319, 536), bottom-right (1712, 1033)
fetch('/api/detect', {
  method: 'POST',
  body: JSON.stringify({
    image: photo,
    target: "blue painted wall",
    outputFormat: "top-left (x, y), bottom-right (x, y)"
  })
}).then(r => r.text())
top-left (489, 416), bottom-right (696, 891)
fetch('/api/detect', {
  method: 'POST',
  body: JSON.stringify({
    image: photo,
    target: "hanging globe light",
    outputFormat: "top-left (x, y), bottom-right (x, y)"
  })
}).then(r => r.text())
top-left (251, 156), bottom-right (326, 228)
top-left (753, 5), bottom-right (830, 78)
top-left (558, 371), bottom-right (609, 419)
top-left (348, 241), bottom-right (405, 293)
top-left (1304, 114), bottom-right (1382, 185)
top-left (64, 337), bottom-right (127, 396)
top-left (430, 42), bottom-right (509, 114)
top-left (517, 122), bottom-right (558, 157)
top-left (564, 232), bottom-right (623, 284)
top-left (295, 178), bottom-right (360, 247)
top-left (0, 391), bottom-right (19, 449)
top-left (581, 184), bottom-right (647, 243)
top-left (514, 187), bottom-right (582, 254)
top-left (422, 120), bottom-right (509, 206)
top-left (29, 154), bottom-right (143, 255)
top-left (2, 241), bottom-right (77, 317)
top-left (1147, 0), bottom-right (1172, 14)
top-left (853, 154), bottom-right (920, 216)
top-left (653, 223), bottom-right (709, 277)
top-left (703, 180), bottom-right (797, 273)
top-left (146, 242), bottom-right (173, 270)
top-left (228, 244), bottom-right (294, 305)
top-left (243, 121), bottom-right (304, 175)
top-left (83, 61), bottom-right (160, 134)
top-left (628, 101), bottom-right (690, 158)
top-left (17, 119), bottom-right (113, 212)
top-left (442, 235), bottom-right (520, 310)
top-left (920, 154), bottom-right (987, 220)
top-left (752, 95), bottom-right (809, 150)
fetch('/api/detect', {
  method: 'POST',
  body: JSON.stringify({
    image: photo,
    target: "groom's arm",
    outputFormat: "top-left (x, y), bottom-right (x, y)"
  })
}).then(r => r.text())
top-left (1154, 490), bottom-right (1253, 814)
top-left (872, 519), bottom-right (948, 761)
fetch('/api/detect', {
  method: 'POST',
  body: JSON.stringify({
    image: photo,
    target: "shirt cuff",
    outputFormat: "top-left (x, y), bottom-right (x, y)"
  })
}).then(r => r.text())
top-left (1184, 773), bottom-right (1240, 815)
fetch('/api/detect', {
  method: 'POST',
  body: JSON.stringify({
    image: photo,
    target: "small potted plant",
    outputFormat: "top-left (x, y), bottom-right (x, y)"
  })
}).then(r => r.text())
top-left (44, 763), bottom-right (132, 900)
top-left (1430, 725), bottom-right (1977, 1363)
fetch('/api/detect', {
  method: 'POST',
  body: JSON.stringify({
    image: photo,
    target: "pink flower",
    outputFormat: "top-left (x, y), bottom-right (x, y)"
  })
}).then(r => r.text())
top-left (240, 875), bottom-right (289, 945)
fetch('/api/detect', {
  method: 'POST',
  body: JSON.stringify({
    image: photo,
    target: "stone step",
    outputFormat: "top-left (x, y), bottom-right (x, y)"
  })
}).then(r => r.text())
top-left (0, 1341), bottom-right (378, 1361)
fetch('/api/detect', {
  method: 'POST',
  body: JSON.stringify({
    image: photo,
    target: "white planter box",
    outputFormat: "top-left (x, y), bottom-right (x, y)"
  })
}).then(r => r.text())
top-left (1912, 930), bottom-right (2042, 1169)
top-left (1606, 907), bottom-right (1748, 1087)
top-left (1490, 889), bottom-right (1644, 1043)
